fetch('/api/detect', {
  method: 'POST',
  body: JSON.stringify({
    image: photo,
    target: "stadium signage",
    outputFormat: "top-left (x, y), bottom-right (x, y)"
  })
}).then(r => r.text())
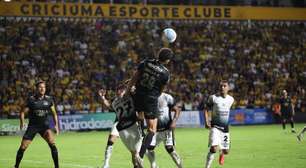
top-left (229, 108), bottom-right (274, 125)
top-left (0, 2), bottom-right (305, 20)
top-left (58, 113), bottom-right (116, 131)
top-left (18, 3), bottom-right (231, 19)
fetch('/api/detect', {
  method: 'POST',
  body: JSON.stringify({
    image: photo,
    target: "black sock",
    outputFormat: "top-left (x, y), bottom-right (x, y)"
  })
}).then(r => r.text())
top-left (139, 132), bottom-right (155, 158)
top-left (48, 144), bottom-right (59, 168)
top-left (282, 122), bottom-right (286, 130)
top-left (290, 121), bottom-right (294, 129)
top-left (107, 140), bottom-right (114, 146)
top-left (14, 148), bottom-right (25, 168)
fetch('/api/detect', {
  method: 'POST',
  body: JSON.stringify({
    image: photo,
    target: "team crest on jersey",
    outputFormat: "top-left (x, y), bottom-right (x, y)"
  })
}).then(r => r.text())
top-left (43, 101), bottom-right (49, 106)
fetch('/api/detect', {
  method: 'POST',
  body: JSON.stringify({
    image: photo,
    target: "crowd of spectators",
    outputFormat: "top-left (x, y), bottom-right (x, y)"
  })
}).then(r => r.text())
top-left (0, 17), bottom-right (305, 118)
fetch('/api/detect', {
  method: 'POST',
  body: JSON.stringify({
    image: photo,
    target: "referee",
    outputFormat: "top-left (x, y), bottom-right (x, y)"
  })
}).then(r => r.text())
top-left (14, 81), bottom-right (60, 168)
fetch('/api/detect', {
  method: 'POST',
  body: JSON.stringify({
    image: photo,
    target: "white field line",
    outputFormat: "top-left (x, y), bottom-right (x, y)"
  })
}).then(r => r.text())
top-left (0, 158), bottom-right (96, 168)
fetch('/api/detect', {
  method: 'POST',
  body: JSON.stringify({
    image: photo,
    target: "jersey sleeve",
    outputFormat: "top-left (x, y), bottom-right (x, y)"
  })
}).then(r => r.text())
top-left (204, 95), bottom-right (214, 110)
top-left (167, 94), bottom-right (176, 109)
top-left (161, 70), bottom-right (170, 85)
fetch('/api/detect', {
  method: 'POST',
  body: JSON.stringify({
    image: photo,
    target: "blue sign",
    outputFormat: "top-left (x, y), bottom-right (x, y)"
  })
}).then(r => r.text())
top-left (229, 108), bottom-right (274, 125)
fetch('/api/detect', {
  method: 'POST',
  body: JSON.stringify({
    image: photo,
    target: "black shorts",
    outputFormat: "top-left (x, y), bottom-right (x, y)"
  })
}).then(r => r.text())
top-left (281, 111), bottom-right (293, 119)
top-left (23, 125), bottom-right (51, 140)
top-left (133, 94), bottom-right (159, 119)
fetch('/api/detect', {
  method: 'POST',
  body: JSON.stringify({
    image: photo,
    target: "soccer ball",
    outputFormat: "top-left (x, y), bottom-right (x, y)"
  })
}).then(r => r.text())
top-left (162, 28), bottom-right (177, 43)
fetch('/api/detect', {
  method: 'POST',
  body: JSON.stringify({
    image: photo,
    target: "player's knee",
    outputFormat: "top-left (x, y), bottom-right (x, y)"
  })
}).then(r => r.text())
top-left (223, 149), bottom-right (229, 155)
top-left (147, 127), bottom-right (157, 134)
top-left (130, 150), bottom-right (137, 155)
top-left (109, 135), bottom-right (118, 143)
top-left (20, 142), bottom-right (30, 150)
top-left (165, 145), bottom-right (174, 154)
top-left (20, 144), bottom-right (27, 150)
top-left (210, 147), bottom-right (217, 153)
top-left (148, 145), bottom-right (155, 151)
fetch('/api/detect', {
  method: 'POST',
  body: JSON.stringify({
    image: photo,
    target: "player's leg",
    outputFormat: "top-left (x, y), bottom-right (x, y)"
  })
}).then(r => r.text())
top-left (14, 139), bottom-right (32, 168)
top-left (102, 123), bottom-right (119, 168)
top-left (289, 116), bottom-right (296, 133)
top-left (139, 117), bottom-right (157, 158)
top-left (130, 150), bottom-right (140, 168)
top-left (205, 128), bottom-right (219, 168)
top-left (205, 145), bottom-right (218, 168)
top-left (219, 132), bottom-right (230, 166)
top-left (281, 117), bottom-right (287, 130)
top-left (146, 145), bottom-right (158, 168)
top-left (146, 132), bottom-right (159, 168)
top-left (41, 129), bottom-right (59, 168)
top-left (120, 122), bottom-right (143, 168)
top-left (297, 126), bottom-right (306, 141)
top-left (165, 145), bottom-right (183, 168)
top-left (136, 115), bottom-right (157, 168)
top-left (14, 126), bottom-right (37, 168)
top-left (164, 130), bottom-right (183, 168)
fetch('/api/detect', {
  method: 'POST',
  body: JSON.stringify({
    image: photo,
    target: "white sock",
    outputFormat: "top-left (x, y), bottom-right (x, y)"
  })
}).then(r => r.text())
top-left (146, 150), bottom-right (158, 168)
top-left (170, 150), bottom-right (183, 168)
top-left (205, 152), bottom-right (215, 168)
top-left (103, 145), bottom-right (113, 167)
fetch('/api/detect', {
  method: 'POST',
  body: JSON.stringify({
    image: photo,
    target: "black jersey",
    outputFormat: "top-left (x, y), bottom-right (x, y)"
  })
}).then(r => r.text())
top-left (27, 95), bottom-right (54, 127)
top-left (135, 59), bottom-right (170, 98)
top-left (280, 97), bottom-right (293, 114)
top-left (111, 95), bottom-right (137, 131)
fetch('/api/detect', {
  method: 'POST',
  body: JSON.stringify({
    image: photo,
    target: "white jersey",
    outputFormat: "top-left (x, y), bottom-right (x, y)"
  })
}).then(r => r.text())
top-left (157, 93), bottom-right (175, 131)
top-left (208, 94), bottom-right (234, 132)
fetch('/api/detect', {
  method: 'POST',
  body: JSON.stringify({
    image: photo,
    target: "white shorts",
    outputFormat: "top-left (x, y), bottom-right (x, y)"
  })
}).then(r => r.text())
top-left (208, 127), bottom-right (230, 150)
top-left (119, 122), bottom-right (143, 152)
top-left (110, 122), bottom-right (119, 137)
top-left (150, 130), bottom-right (175, 147)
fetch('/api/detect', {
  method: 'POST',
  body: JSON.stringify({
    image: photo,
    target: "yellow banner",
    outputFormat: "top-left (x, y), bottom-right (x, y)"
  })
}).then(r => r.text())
top-left (0, 2), bottom-right (306, 20)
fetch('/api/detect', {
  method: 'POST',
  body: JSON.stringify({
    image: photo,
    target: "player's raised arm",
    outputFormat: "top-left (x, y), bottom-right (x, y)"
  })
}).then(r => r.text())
top-left (19, 107), bottom-right (29, 130)
top-left (126, 70), bottom-right (140, 95)
top-left (51, 104), bottom-right (59, 135)
top-left (98, 89), bottom-right (111, 109)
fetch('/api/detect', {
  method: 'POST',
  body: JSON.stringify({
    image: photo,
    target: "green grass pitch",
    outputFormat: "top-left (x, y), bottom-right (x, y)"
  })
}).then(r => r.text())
top-left (1, 124), bottom-right (305, 168)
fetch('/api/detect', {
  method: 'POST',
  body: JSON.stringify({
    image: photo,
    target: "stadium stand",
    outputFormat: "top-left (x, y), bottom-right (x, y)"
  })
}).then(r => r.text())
top-left (0, 18), bottom-right (305, 118)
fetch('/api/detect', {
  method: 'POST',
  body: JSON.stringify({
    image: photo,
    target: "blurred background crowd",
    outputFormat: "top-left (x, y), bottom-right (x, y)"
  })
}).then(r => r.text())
top-left (0, 18), bottom-right (305, 118)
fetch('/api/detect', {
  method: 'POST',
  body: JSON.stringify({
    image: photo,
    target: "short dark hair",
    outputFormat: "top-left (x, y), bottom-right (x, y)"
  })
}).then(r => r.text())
top-left (35, 80), bottom-right (45, 88)
top-left (158, 48), bottom-right (173, 62)
top-left (220, 80), bottom-right (229, 84)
